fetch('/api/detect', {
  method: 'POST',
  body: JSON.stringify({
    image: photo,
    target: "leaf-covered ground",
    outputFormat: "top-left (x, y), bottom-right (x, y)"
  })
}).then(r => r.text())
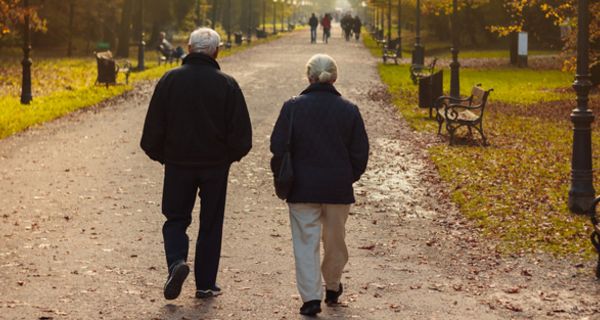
top-left (367, 33), bottom-right (600, 257)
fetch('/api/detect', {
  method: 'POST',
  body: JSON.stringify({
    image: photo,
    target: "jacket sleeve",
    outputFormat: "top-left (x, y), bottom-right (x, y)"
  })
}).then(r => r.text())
top-left (140, 75), bottom-right (169, 164)
top-left (349, 106), bottom-right (369, 182)
top-left (226, 80), bottom-right (253, 163)
top-left (269, 103), bottom-right (290, 176)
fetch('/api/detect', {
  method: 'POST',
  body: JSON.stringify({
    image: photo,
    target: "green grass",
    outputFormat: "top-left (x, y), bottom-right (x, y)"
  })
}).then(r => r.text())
top-left (0, 35), bottom-right (281, 140)
top-left (375, 57), bottom-right (598, 257)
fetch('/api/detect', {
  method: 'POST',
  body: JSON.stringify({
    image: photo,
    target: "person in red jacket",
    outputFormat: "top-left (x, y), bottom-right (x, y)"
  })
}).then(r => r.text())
top-left (321, 13), bottom-right (332, 44)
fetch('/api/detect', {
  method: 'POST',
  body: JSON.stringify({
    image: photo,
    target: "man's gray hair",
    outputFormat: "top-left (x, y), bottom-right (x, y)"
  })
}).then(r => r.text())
top-left (188, 28), bottom-right (221, 56)
top-left (306, 54), bottom-right (338, 83)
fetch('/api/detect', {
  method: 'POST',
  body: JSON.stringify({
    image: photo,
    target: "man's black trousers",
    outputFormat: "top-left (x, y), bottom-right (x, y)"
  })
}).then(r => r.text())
top-left (161, 163), bottom-right (230, 290)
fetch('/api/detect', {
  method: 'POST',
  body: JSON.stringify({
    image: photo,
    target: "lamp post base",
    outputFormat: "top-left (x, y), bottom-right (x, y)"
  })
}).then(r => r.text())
top-left (412, 45), bottom-right (424, 65)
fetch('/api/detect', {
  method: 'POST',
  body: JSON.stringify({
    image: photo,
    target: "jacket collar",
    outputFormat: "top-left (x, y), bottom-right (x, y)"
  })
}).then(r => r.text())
top-left (182, 52), bottom-right (221, 70)
top-left (300, 83), bottom-right (341, 96)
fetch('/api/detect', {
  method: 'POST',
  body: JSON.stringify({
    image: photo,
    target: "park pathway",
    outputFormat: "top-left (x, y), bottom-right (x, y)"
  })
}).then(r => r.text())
top-left (1, 27), bottom-right (599, 320)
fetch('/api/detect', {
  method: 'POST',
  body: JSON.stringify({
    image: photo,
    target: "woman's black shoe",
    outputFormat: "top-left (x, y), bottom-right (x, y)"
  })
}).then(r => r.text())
top-left (325, 283), bottom-right (343, 305)
top-left (299, 300), bottom-right (322, 316)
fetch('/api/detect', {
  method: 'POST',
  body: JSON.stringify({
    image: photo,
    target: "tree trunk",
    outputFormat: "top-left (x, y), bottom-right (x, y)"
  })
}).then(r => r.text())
top-left (117, 0), bottom-right (134, 57)
top-left (67, 1), bottom-right (75, 56)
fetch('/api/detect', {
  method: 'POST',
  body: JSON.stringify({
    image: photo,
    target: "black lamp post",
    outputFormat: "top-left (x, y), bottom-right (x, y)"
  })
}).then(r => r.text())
top-left (20, 0), bottom-right (32, 105)
top-left (387, 0), bottom-right (391, 43)
top-left (397, 0), bottom-right (402, 58)
top-left (450, 0), bottom-right (460, 98)
top-left (569, 0), bottom-right (594, 215)
top-left (137, 0), bottom-right (145, 71)
top-left (412, 0), bottom-right (424, 65)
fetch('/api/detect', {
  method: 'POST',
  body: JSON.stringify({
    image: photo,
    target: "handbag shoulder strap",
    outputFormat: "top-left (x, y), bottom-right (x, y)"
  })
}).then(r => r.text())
top-left (286, 97), bottom-right (297, 151)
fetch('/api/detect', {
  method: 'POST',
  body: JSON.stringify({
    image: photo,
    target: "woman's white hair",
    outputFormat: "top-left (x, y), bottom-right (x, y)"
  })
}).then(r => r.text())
top-left (306, 54), bottom-right (338, 83)
top-left (188, 28), bottom-right (221, 56)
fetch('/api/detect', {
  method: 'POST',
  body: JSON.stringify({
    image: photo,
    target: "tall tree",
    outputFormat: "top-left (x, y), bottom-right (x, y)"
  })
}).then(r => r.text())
top-left (116, 0), bottom-right (133, 57)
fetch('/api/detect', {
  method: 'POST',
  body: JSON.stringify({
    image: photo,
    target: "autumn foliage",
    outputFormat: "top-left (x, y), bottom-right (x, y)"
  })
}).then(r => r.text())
top-left (0, 0), bottom-right (46, 36)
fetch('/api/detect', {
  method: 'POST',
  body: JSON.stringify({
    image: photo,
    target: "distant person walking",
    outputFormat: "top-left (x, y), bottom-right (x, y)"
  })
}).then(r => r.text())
top-left (353, 16), bottom-right (362, 41)
top-left (270, 54), bottom-right (369, 316)
top-left (341, 14), bottom-right (353, 41)
top-left (309, 13), bottom-right (319, 44)
top-left (141, 27), bottom-right (252, 301)
top-left (321, 13), bottom-right (331, 44)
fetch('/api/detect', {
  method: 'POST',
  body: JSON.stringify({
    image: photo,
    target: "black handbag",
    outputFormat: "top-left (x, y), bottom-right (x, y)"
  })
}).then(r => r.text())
top-left (274, 108), bottom-right (295, 200)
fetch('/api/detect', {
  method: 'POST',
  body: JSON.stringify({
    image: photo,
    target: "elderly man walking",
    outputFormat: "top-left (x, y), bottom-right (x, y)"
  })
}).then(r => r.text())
top-left (141, 27), bottom-right (252, 300)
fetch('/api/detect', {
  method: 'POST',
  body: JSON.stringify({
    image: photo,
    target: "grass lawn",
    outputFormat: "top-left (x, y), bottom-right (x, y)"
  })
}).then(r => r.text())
top-left (370, 33), bottom-right (599, 257)
top-left (0, 35), bottom-right (280, 140)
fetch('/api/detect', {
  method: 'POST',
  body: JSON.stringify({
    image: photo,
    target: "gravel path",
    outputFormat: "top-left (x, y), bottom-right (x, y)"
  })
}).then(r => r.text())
top-left (1, 28), bottom-right (599, 320)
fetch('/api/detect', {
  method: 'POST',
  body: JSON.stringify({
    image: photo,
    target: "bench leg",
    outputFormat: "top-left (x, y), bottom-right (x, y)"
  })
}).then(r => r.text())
top-left (475, 123), bottom-right (487, 146)
top-left (437, 119), bottom-right (443, 135)
top-left (447, 123), bottom-right (456, 145)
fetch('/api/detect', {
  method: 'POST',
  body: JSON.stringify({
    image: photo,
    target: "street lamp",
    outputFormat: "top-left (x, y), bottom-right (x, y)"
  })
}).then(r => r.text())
top-left (568, 0), bottom-right (599, 278)
top-left (412, 0), bottom-right (424, 65)
top-left (137, 0), bottom-right (145, 71)
top-left (20, 0), bottom-right (32, 105)
top-left (450, 0), bottom-right (460, 98)
top-left (569, 0), bottom-right (594, 215)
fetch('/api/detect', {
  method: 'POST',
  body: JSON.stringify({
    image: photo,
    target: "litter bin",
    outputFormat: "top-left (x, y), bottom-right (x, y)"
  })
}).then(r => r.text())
top-left (418, 70), bottom-right (444, 118)
top-left (234, 32), bottom-right (244, 45)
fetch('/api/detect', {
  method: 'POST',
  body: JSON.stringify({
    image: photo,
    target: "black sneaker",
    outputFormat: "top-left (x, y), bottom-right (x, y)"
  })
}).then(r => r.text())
top-left (325, 283), bottom-right (343, 305)
top-left (195, 285), bottom-right (222, 299)
top-left (163, 261), bottom-right (189, 300)
top-left (299, 300), bottom-right (322, 316)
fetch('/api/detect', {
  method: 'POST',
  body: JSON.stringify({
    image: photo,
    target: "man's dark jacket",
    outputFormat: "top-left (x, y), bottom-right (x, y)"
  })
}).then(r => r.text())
top-left (309, 15), bottom-right (319, 29)
top-left (141, 53), bottom-right (252, 167)
top-left (270, 83), bottom-right (369, 204)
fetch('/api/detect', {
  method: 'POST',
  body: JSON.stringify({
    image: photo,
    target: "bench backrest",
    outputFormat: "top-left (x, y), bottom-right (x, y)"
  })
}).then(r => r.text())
top-left (387, 38), bottom-right (401, 50)
top-left (470, 85), bottom-right (493, 114)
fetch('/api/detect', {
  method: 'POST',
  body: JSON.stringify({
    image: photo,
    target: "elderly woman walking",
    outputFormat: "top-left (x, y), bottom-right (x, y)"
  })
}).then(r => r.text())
top-left (270, 54), bottom-right (369, 316)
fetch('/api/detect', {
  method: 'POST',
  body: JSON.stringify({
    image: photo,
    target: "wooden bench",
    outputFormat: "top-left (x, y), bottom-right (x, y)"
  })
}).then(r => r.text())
top-left (382, 38), bottom-right (401, 64)
top-left (95, 51), bottom-right (131, 87)
top-left (434, 84), bottom-right (493, 145)
top-left (410, 58), bottom-right (437, 85)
